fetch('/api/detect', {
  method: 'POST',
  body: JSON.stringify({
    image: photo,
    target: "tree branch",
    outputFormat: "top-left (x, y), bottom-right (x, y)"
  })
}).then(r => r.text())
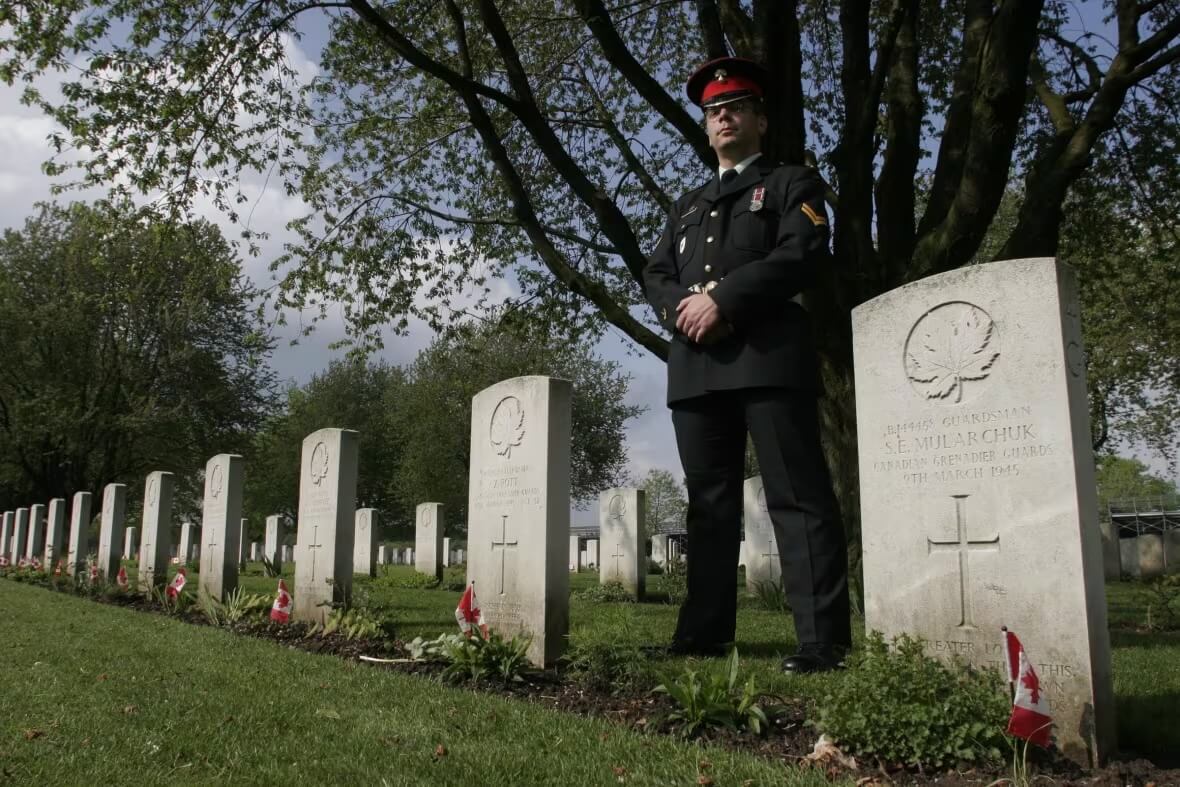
top-left (910, 0), bottom-right (1047, 279)
top-left (694, 0), bottom-right (729, 59)
top-left (915, 0), bottom-right (992, 241)
top-left (1000, 0), bottom-right (1180, 260)
top-left (875, 0), bottom-right (921, 287)
top-left (434, 1), bottom-right (668, 359)
top-left (579, 69), bottom-right (673, 213)
top-left (393, 195), bottom-right (619, 255)
top-left (475, 0), bottom-right (650, 283)
top-left (573, 0), bottom-right (713, 167)
top-left (717, 0), bottom-right (755, 55)
top-left (754, 0), bottom-right (805, 164)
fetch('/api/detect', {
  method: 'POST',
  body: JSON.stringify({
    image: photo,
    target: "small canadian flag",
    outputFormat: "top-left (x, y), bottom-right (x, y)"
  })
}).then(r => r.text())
top-left (166, 568), bottom-right (187, 599)
top-left (455, 582), bottom-right (489, 639)
top-left (1004, 628), bottom-right (1053, 747)
top-left (116, 566), bottom-right (129, 588)
top-left (270, 579), bottom-right (292, 623)
top-left (89, 563), bottom-right (99, 583)
top-left (0, 556), bottom-right (9, 567)
top-left (54, 560), bottom-right (63, 577)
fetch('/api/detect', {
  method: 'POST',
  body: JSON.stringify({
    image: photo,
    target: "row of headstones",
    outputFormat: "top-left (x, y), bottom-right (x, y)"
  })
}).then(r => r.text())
top-left (0, 260), bottom-right (1122, 764)
top-left (0, 454), bottom-right (452, 604)
top-left (464, 261), bottom-right (1122, 763)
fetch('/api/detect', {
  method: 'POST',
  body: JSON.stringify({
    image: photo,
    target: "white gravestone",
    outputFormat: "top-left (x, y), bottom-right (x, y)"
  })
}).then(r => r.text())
top-left (198, 454), bottom-right (244, 602)
top-left (598, 489), bottom-right (646, 598)
top-left (651, 533), bottom-right (668, 566)
top-left (853, 258), bottom-right (1115, 765)
top-left (138, 471), bottom-right (174, 592)
top-left (249, 542), bottom-right (261, 561)
top-left (443, 537), bottom-right (452, 568)
top-left (579, 548), bottom-right (587, 567)
top-left (586, 539), bottom-right (599, 567)
top-left (123, 527), bottom-right (138, 561)
top-left (1138, 535), bottom-right (1165, 578)
top-left (467, 376), bottom-right (571, 667)
top-left (67, 493), bottom-right (91, 575)
top-left (405, 547), bottom-right (414, 564)
top-left (377, 544), bottom-right (389, 565)
top-left (456, 548), bottom-right (465, 564)
top-left (178, 522), bottom-right (197, 564)
top-left (239, 519), bottom-right (249, 566)
top-left (282, 544), bottom-right (293, 564)
top-left (0, 511), bottom-right (12, 560)
top-left (415, 503), bottom-right (444, 580)
top-left (265, 515), bottom-right (286, 571)
top-left (96, 485), bottom-right (127, 580)
top-left (742, 476), bottom-right (782, 592)
top-left (354, 508), bottom-right (378, 577)
top-left (568, 535), bottom-right (581, 571)
top-left (26, 503), bottom-right (46, 561)
top-left (44, 499), bottom-right (66, 566)
top-left (10, 508), bottom-right (29, 565)
top-left (294, 429), bottom-right (359, 624)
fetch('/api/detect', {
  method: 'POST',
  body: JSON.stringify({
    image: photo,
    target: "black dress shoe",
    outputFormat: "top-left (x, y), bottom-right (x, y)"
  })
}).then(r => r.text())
top-left (781, 644), bottom-right (847, 674)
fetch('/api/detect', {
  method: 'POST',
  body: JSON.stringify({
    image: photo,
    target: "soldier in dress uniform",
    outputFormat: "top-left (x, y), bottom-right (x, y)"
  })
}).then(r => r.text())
top-left (643, 57), bottom-right (851, 673)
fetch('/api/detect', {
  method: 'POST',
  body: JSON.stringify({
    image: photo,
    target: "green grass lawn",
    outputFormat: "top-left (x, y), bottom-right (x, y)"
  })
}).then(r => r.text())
top-left (0, 579), bottom-right (839, 786)
top-left (222, 564), bottom-right (1180, 759)
top-left (4, 561), bottom-right (1177, 785)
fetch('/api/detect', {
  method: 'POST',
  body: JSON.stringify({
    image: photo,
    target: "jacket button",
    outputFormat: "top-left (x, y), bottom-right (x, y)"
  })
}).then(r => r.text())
top-left (706, 236), bottom-right (714, 243)
top-left (710, 210), bottom-right (718, 217)
top-left (704, 264), bottom-right (713, 273)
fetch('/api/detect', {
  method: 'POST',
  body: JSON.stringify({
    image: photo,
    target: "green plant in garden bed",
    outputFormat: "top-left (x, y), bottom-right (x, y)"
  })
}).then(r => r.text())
top-left (811, 631), bottom-right (1009, 769)
top-left (572, 580), bottom-right (634, 603)
top-left (306, 606), bottom-right (393, 641)
top-left (745, 578), bottom-right (790, 612)
top-left (438, 631), bottom-right (534, 684)
top-left (654, 648), bottom-right (773, 738)
top-left (561, 639), bottom-right (654, 695)
top-left (655, 559), bottom-right (687, 605)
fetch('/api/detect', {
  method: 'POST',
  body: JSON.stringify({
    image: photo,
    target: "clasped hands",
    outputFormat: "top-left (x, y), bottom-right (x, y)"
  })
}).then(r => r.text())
top-left (675, 293), bottom-right (733, 344)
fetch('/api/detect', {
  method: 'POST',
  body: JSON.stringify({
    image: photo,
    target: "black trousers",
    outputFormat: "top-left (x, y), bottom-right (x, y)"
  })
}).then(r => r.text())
top-left (670, 387), bottom-right (851, 648)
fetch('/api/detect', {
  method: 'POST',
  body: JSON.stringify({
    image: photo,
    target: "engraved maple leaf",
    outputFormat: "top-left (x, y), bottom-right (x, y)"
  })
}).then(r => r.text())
top-left (907, 306), bottom-right (1000, 402)
top-left (490, 397), bottom-right (526, 458)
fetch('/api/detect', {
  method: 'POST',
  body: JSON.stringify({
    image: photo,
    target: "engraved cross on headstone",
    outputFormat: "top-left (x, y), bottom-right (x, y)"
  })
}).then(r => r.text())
top-left (927, 495), bottom-right (999, 628)
top-left (761, 537), bottom-right (780, 579)
top-left (305, 525), bottom-right (324, 582)
top-left (490, 515), bottom-right (518, 595)
top-left (141, 540), bottom-right (153, 574)
top-left (610, 543), bottom-right (625, 578)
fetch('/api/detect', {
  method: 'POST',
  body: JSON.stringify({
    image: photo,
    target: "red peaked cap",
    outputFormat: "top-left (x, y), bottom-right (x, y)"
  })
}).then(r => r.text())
top-left (686, 57), bottom-right (769, 108)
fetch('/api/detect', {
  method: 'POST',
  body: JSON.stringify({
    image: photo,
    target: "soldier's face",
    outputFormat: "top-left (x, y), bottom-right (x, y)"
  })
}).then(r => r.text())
top-left (705, 99), bottom-right (767, 159)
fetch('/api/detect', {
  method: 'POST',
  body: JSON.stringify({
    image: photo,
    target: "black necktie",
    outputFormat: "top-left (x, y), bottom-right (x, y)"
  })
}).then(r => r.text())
top-left (721, 169), bottom-right (737, 185)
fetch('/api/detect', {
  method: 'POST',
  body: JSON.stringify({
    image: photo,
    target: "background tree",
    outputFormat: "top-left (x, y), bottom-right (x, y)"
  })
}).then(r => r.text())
top-left (393, 318), bottom-right (642, 530)
top-left (0, 201), bottom-right (277, 510)
top-left (243, 360), bottom-right (406, 542)
top-left (639, 468), bottom-right (687, 534)
top-left (2, 0), bottom-right (1177, 538)
top-left (1094, 454), bottom-right (1180, 510)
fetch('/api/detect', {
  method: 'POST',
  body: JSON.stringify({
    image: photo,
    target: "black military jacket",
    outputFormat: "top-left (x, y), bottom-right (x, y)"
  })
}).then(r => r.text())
top-left (643, 159), bottom-right (831, 405)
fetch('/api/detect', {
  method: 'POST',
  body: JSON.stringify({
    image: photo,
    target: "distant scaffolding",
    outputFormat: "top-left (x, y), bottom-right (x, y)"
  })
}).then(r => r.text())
top-left (1107, 497), bottom-right (1180, 577)
top-left (1108, 497), bottom-right (1180, 538)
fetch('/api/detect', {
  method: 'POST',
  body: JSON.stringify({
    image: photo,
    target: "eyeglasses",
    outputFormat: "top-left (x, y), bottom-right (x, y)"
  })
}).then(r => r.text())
top-left (704, 99), bottom-right (756, 120)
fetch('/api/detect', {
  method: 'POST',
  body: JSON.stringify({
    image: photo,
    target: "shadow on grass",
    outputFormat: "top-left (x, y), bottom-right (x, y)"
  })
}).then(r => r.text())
top-left (1115, 691), bottom-right (1180, 767)
top-left (1109, 628), bottom-right (1180, 649)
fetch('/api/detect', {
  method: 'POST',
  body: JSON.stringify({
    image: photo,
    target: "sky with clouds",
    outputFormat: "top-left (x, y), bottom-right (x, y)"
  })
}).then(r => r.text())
top-left (1, 15), bottom-right (1173, 519)
top-left (0, 34), bottom-right (682, 525)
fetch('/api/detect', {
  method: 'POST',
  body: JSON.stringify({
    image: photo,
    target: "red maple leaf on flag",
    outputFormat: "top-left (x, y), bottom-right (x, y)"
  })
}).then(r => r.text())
top-left (1021, 668), bottom-right (1041, 705)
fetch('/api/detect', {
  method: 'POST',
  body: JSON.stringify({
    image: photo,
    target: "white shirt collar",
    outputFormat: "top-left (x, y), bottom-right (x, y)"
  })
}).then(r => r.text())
top-left (718, 152), bottom-right (763, 179)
